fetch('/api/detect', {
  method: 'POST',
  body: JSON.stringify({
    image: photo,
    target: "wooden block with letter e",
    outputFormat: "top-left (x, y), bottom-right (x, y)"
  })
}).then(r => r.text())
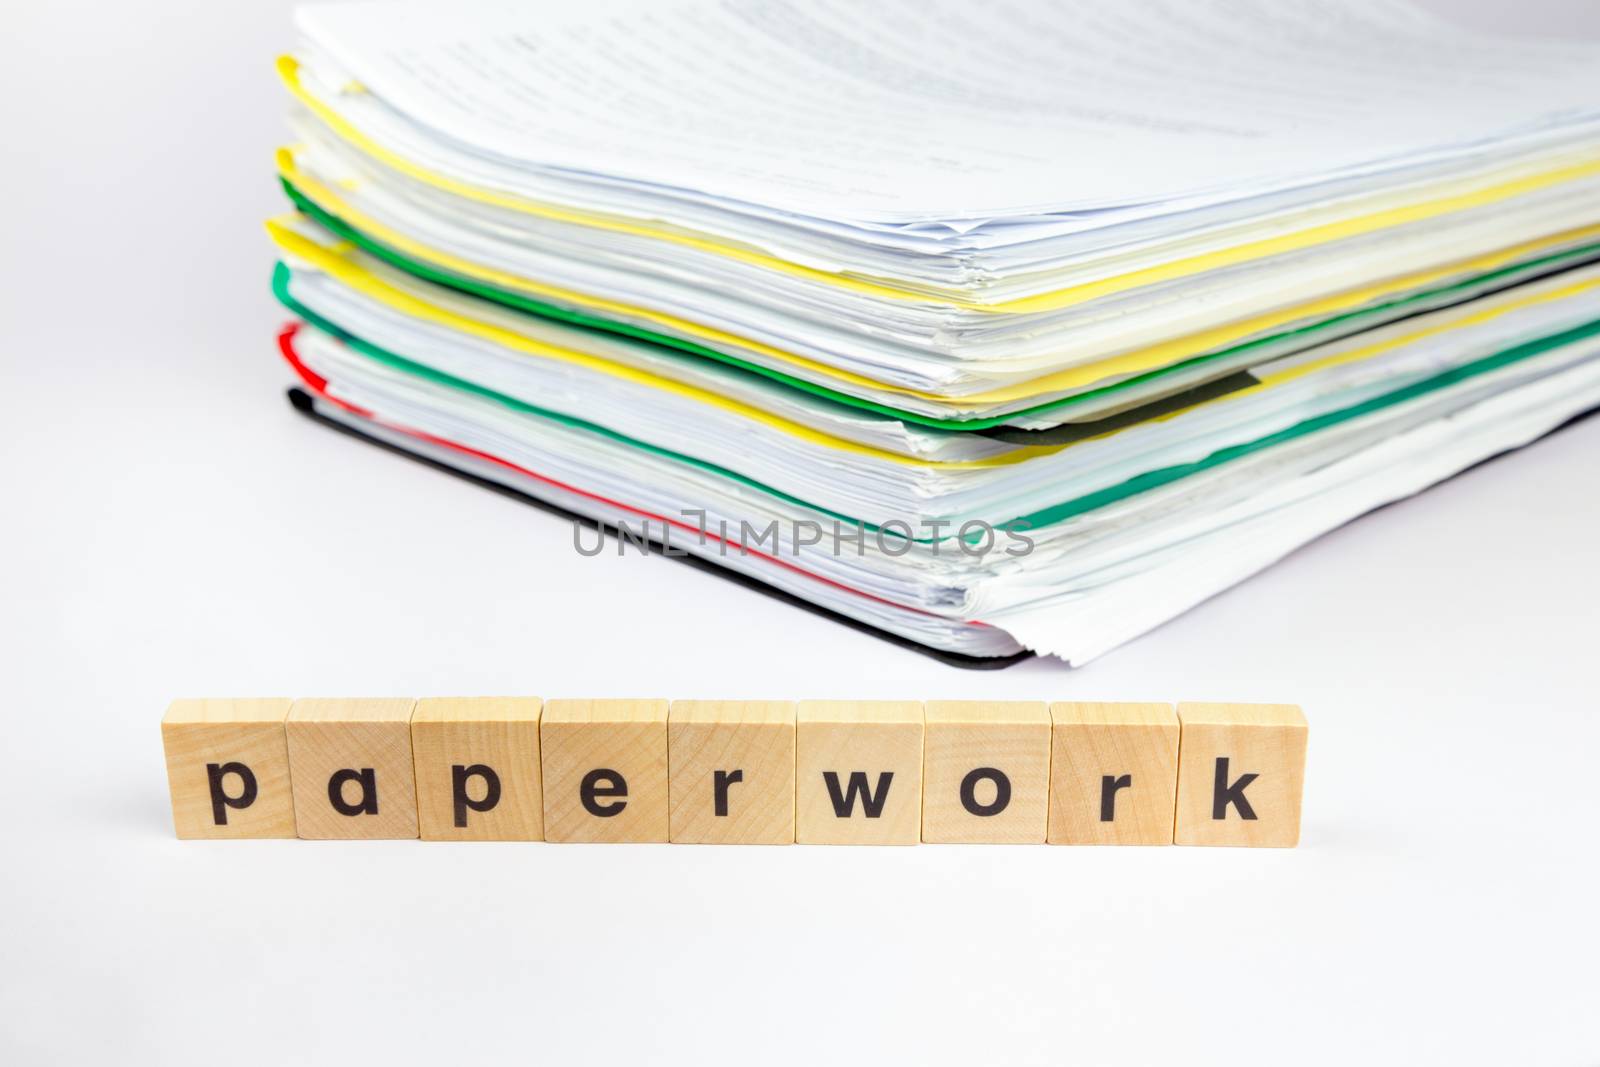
top-left (412, 697), bottom-right (544, 841)
top-left (541, 699), bottom-right (669, 843)
top-left (285, 698), bottom-right (419, 839)
top-left (668, 700), bottom-right (795, 844)
top-left (1048, 702), bottom-right (1179, 845)
top-left (1175, 703), bottom-right (1308, 847)
top-left (795, 700), bottom-right (923, 845)
top-left (922, 701), bottom-right (1051, 843)
top-left (161, 698), bottom-right (297, 839)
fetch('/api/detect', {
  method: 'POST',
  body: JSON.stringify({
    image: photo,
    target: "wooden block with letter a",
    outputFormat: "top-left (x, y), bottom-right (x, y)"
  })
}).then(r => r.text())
top-left (541, 699), bottom-right (669, 843)
top-left (1048, 702), bottom-right (1179, 845)
top-left (795, 701), bottom-right (923, 845)
top-left (161, 698), bottom-right (297, 839)
top-left (412, 697), bottom-right (544, 841)
top-left (668, 700), bottom-right (795, 844)
top-left (285, 698), bottom-right (419, 839)
top-left (1174, 703), bottom-right (1308, 847)
top-left (922, 701), bottom-right (1051, 843)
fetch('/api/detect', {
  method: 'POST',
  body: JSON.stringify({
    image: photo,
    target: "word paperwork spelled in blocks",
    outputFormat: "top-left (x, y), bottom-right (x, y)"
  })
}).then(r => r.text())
top-left (160, 697), bottom-right (1308, 846)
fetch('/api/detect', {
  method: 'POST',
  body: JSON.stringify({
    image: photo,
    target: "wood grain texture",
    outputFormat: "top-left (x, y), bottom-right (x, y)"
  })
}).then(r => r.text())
top-left (412, 697), bottom-right (543, 841)
top-left (285, 698), bottom-right (419, 840)
top-left (795, 701), bottom-right (923, 845)
top-left (668, 701), bottom-right (795, 844)
top-left (921, 701), bottom-right (1051, 843)
top-left (1175, 703), bottom-right (1308, 848)
top-left (1048, 702), bottom-right (1179, 845)
top-left (161, 698), bottom-right (296, 839)
top-left (541, 699), bottom-right (669, 843)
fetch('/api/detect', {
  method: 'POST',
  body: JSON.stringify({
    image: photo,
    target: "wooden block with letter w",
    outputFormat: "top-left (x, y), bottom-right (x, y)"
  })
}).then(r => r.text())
top-left (795, 700), bottom-right (923, 845)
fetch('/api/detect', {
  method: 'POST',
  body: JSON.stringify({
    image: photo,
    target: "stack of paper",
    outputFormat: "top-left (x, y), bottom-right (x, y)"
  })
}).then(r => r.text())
top-left (268, 0), bottom-right (1600, 666)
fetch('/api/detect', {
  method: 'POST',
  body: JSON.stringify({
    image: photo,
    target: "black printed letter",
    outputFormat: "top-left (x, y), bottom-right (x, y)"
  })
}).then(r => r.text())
top-left (328, 768), bottom-right (378, 816)
top-left (1100, 774), bottom-right (1132, 822)
top-left (581, 769), bottom-right (628, 817)
top-left (205, 762), bottom-right (257, 826)
top-left (713, 769), bottom-right (743, 817)
top-left (452, 764), bottom-right (502, 828)
top-left (823, 771), bottom-right (893, 818)
top-left (959, 767), bottom-right (1011, 817)
top-left (1212, 757), bottom-right (1258, 820)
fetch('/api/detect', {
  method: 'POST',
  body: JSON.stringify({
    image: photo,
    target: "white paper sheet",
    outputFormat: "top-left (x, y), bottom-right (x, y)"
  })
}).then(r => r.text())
top-left (295, 0), bottom-right (1600, 223)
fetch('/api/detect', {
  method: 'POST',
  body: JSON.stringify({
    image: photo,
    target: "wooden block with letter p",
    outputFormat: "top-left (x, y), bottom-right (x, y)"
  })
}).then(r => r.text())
top-left (795, 700), bottom-right (923, 845)
top-left (161, 698), bottom-right (297, 839)
top-left (668, 700), bottom-right (795, 844)
top-left (1175, 703), bottom-right (1308, 847)
top-left (412, 697), bottom-right (543, 841)
top-left (1048, 702), bottom-right (1179, 845)
top-left (921, 701), bottom-right (1051, 843)
top-left (541, 699), bottom-right (669, 843)
top-left (285, 698), bottom-right (419, 839)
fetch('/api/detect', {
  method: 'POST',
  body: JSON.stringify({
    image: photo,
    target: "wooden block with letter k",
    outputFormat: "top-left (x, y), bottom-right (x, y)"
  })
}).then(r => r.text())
top-left (1175, 703), bottom-right (1308, 847)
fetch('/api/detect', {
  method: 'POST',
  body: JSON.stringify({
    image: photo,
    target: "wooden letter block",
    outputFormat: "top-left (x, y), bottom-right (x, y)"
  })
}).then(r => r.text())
top-left (161, 698), bottom-right (296, 839)
top-left (1048, 702), bottom-right (1179, 845)
top-left (795, 701), bottom-right (923, 845)
top-left (285, 698), bottom-right (419, 840)
top-left (412, 697), bottom-right (544, 841)
top-left (668, 701), bottom-right (795, 844)
top-left (541, 699), bottom-right (669, 843)
top-left (921, 701), bottom-right (1051, 843)
top-left (1175, 703), bottom-right (1308, 848)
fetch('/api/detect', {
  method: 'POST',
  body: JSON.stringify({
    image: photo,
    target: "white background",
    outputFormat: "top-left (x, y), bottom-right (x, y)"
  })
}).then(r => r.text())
top-left (2, 2), bottom-right (1597, 1064)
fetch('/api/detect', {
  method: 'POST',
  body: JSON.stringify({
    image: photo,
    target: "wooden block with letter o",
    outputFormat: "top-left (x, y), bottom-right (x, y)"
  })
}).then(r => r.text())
top-left (541, 699), bottom-right (669, 843)
top-left (668, 700), bottom-right (795, 844)
top-left (1175, 703), bottom-right (1308, 847)
top-left (922, 701), bottom-right (1051, 843)
top-left (412, 697), bottom-right (544, 841)
top-left (286, 698), bottom-right (419, 839)
top-left (1048, 702), bottom-right (1179, 845)
top-left (795, 700), bottom-right (923, 845)
top-left (161, 698), bottom-right (297, 839)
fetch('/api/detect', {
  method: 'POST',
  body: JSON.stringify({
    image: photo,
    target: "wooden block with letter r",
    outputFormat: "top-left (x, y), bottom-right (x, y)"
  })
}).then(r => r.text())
top-left (541, 699), bottom-right (669, 843)
top-left (795, 700), bottom-right (923, 845)
top-left (1048, 702), bottom-right (1179, 845)
top-left (1175, 703), bottom-right (1308, 847)
top-left (412, 697), bottom-right (544, 841)
top-left (285, 698), bottom-right (419, 839)
top-left (668, 700), bottom-right (795, 844)
top-left (922, 701), bottom-right (1051, 843)
top-left (161, 698), bottom-right (297, 839)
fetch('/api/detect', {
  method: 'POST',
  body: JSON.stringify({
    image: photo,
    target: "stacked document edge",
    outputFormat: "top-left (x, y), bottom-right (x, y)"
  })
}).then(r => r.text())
top-left (267, 0), bottom-right (1600, 666)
